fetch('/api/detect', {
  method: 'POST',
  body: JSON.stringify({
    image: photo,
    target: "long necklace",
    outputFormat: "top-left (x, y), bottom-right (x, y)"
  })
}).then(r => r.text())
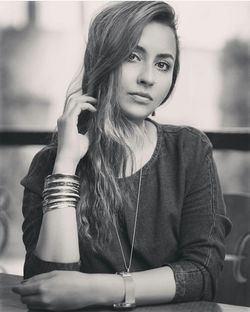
top-left (112, 124), bottom-right (145, 273)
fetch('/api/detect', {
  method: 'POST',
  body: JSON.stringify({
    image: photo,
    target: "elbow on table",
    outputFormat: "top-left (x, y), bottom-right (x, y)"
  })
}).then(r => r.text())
top-left (23, 252), bottom-right (81, 279)
top-left (169, 260), bottom-right (221, 303)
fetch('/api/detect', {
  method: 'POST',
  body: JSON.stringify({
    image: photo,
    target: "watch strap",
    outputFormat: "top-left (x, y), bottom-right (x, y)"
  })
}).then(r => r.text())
top-left (113, 272), bottom-right (136, 309)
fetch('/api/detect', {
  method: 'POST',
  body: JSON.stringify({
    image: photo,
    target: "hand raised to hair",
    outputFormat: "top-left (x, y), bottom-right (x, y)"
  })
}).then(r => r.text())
top-left (54, 94), bottom-right (97, 174)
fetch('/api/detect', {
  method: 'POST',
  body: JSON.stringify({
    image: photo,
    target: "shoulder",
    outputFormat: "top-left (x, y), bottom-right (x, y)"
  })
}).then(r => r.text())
top-left (161, 124), bottom-right (211, 145)
top-left (158, 123), bottom-right (213, 154)
top-left (156, 124), bottom-right (215, 186)
top-left (28, 145), bottom-right (57, 174)
top-left (20, 145), bottom-right (57, 195)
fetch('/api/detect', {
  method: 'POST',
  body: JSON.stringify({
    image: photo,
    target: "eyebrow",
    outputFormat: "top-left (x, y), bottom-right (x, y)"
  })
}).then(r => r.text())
top-left (135, 45), bottom-right (175, 61)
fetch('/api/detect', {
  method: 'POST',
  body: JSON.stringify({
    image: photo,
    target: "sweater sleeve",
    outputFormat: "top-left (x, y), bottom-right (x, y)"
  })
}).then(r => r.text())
top-left (21, 146), bottom-right (81, 279)
top-left (167, 128), bottom-right (232, 302)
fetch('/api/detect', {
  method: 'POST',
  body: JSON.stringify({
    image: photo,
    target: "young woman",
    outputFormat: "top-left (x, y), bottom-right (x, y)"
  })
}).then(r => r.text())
top-left (13, 1), bottom-right (231, 311)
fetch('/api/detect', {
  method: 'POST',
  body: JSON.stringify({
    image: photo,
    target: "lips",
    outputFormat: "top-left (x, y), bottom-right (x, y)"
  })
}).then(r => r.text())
top-left (128, 92), bottom-right (153, 103)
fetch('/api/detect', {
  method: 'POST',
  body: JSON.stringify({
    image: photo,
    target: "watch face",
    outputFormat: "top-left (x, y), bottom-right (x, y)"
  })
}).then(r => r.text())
top-left (113, 302), bottom-right (136, 310)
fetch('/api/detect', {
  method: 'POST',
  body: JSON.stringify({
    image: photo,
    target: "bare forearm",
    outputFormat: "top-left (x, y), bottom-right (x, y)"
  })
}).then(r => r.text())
top-left (35, 208), bottom-right (80, 262)
top-left (35, 161), bottom-right (80, 263)
top-left (92, 266), bottom-right (176, 306)
top-left (132, 266), bottom-right (176, 305)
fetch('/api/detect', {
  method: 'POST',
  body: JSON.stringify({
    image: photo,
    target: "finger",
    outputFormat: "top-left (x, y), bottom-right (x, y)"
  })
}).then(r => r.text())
top-left (21, 294), bottom-right (44, 306)
top-left (25, 301), bottom-right (49, 311)
top-left (12, 283), bottom-right (40, 296)
top-left (64, 102), bottom-right (97, 120)
top-left (67, 93), bottom-right (97, 103)
top-left (65, 95), bottom-right (97, 113)
top-left (12, 271), bottom-right (56, 295)
top-left (78, 95), bottom-right (97, 102)
top-left (66, 102), bottom-right (97, 119)
top-left (12, 274), bottom-right (54, 296)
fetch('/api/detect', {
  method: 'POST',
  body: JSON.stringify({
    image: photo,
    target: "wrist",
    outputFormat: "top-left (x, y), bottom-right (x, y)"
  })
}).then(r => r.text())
top-left (90, 273), bottom-right (125, 306)
top-left (53, 157), bottom-right (79, 175)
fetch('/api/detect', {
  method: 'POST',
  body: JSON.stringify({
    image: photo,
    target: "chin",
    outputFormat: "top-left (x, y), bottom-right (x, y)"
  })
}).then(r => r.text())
top-left (123, 111), bottom-right (149, 123)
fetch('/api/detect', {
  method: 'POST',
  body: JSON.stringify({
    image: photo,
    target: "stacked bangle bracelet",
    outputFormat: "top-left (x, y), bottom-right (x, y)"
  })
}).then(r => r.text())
top-left (42, 174), bottom-right (80, 214)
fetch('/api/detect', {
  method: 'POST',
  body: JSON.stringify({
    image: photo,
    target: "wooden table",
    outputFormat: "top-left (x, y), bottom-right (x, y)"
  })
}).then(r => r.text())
top-left (1, 273), bottom-right (249, 312)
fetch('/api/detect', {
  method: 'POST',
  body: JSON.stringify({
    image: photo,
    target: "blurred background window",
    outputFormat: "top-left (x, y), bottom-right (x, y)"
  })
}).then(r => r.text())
top-left (0, 1), bottom-right (249, 276)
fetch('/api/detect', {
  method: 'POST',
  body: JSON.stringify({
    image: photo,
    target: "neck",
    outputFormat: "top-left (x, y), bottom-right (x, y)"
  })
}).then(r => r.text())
top-left (125, 119), bottom-right (148, 150)
top-left (128, 117), bottom-right (146, 129)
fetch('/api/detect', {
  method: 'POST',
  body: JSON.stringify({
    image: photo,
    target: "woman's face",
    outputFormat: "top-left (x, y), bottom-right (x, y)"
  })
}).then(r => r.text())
top-left (118, 21), bottom-right (176, 122)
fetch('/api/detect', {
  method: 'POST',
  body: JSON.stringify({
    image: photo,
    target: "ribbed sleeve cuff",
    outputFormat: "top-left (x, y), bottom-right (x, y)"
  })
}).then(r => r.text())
top-left (167, 261), bottom-right (211, 302)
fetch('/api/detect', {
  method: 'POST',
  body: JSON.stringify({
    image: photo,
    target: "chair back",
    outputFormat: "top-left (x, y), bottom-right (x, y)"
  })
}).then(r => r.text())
top-left (0, 187), bottom-right (10, 273)
top-left (215, 193), bottom-right (250, 307)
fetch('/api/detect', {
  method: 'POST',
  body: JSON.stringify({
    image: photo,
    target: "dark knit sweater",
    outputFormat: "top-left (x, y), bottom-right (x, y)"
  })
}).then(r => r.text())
top-left (20, 121), bottom-right (231, 302)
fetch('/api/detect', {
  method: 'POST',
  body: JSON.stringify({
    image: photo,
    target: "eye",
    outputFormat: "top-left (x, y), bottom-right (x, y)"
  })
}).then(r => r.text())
top-left (156, 61), bottom-right (171, 72)
top-left (127, 52), bottom-right (140, 62)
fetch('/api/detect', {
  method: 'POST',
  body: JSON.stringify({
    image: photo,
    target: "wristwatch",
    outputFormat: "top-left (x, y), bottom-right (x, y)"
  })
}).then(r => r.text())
top-left (113, 272), bottom-right (136, 309)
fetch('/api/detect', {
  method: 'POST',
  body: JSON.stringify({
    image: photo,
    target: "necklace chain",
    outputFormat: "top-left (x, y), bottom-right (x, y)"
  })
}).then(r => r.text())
top-left (113, 122), bottom-right (146, 273)
top-left (113, 166), bottom-right (143, 272)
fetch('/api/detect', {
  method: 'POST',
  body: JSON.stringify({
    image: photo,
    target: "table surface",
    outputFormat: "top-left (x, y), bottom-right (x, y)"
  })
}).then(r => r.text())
top-left (1, 273), bottom-right (249, 312)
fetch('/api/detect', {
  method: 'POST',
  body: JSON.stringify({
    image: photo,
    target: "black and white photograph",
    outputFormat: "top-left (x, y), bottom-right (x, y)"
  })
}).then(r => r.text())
top-left (0, 1), bottom-right (249, 311)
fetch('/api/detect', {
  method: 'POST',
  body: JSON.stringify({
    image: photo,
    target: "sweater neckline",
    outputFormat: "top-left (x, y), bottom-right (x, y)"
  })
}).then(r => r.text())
top-left (118, 118), bottom-right (162, 182)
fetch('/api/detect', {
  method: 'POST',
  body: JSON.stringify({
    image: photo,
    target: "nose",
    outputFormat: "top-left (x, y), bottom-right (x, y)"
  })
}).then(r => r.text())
top-left (137, 63), bottom-right (155, 87)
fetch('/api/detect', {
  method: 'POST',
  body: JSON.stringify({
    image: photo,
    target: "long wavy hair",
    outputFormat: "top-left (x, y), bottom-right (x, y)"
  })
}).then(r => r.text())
top-left (52, 1), bottom-right (180, 251)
